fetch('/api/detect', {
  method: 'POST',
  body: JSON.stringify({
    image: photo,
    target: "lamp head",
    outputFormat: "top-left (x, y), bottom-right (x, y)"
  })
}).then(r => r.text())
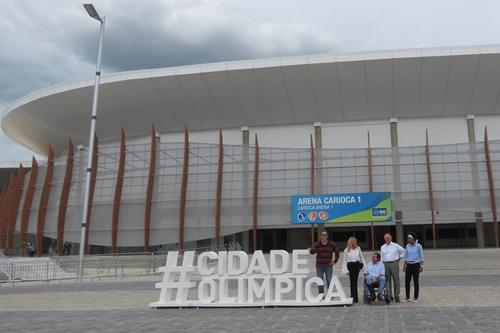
top-left (83, 4), bottom-right (102, 22)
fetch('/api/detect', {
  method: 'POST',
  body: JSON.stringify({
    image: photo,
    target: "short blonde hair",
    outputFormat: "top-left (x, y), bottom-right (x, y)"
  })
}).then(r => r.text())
top-left (346, 236), bottom-right (358, 250)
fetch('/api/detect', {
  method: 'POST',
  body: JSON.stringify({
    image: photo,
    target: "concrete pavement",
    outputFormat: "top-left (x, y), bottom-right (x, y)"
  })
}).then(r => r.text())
top-left (0, 248), bottom-right (499, 332)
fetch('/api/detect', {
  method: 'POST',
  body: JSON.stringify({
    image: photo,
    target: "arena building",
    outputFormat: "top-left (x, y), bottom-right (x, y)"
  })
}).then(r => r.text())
top-left (2, 45), bottom-right (500, 255)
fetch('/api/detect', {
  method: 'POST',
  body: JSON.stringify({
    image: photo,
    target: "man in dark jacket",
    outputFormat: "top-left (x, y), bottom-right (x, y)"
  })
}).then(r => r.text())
top-left (309, 230), bottom-right (340, 295)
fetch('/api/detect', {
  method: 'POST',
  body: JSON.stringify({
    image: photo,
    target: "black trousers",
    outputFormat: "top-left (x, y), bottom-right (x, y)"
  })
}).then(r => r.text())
top-left (405, 263), bottom-right (421, 299)
top-left (347, 262), bottom-right (362, 301)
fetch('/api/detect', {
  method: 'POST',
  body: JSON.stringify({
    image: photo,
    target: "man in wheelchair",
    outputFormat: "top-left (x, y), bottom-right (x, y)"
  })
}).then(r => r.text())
top-left (363, 252), bottom-right (390, 304)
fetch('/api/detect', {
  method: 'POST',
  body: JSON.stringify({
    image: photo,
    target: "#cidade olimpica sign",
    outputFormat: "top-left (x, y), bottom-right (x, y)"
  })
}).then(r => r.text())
top-left (150, 250), bottom-right (353, 308)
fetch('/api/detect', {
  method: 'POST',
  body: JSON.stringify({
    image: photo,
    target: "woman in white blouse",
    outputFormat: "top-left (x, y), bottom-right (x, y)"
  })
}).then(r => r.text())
top-left (341, 236), bottom-right (366, 303)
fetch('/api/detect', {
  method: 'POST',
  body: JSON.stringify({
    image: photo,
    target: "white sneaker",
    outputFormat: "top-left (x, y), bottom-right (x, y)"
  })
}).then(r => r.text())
top-left (402, 298), bottom-right (410, 303)
top-left (410, 299), bottom-right (418, 303)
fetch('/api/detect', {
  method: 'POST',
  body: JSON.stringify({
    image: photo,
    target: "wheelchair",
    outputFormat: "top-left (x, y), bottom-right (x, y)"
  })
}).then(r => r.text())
top-left (363, 278), bottom-right (390, 305)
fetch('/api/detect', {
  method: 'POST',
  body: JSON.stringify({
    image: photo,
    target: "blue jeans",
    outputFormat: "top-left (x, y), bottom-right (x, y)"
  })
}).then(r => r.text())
top-left (366, 275), bottom-right (387, 296)
top-left (316, 266), bottom-right (332, 294)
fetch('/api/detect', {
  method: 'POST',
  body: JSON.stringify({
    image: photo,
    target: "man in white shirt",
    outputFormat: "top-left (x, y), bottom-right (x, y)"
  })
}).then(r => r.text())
top-left (380, 233), bottom-right (405, 302)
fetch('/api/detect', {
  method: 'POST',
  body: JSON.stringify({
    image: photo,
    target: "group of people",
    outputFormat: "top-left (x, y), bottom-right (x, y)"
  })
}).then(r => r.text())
top-left (23, 241), bottom-right (73, 257)
top-left (309, 230), bottom-right (424, 304)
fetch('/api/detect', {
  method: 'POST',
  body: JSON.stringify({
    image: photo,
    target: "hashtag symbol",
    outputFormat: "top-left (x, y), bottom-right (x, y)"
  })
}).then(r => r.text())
top-left (156, 251), bottom-right (196, 304)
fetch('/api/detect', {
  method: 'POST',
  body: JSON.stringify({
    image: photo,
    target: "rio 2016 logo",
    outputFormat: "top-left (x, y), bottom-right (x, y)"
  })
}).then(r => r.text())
top-left (372, 208), bottom-right (387, 216)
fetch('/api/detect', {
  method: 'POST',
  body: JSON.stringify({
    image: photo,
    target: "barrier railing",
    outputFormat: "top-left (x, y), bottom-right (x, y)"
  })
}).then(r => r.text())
top-left (0, 254), bottom-right (167, 283)
top-left (0, 243), bottom-right (240, 283)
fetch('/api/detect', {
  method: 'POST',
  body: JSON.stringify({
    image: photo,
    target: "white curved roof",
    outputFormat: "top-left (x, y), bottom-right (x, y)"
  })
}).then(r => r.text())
top-left (4, 45), bottom-right (500, 156)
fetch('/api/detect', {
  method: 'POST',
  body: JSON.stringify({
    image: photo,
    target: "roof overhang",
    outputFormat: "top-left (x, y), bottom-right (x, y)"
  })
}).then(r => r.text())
top-left (4, 45), bottom-right (500, 156)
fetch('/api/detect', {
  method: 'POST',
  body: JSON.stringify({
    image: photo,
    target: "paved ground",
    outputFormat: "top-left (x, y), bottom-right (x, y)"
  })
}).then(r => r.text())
top-left (1, 248), bottom-right (500, 332)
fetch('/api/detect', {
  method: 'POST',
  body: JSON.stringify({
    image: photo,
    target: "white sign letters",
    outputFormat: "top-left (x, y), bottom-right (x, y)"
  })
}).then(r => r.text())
top-left (150, 249), bottom-right (353, 308)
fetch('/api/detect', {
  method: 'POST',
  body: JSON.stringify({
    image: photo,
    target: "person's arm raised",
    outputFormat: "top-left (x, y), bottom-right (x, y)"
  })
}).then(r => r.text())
top-left (309, 242), bottom-right (317, 254)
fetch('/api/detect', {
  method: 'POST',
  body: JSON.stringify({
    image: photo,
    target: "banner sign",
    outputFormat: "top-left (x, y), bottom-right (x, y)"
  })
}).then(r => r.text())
top-left (150, 250), bottom-right (352, 308)
top-left (291, 192), bottom-right (392, 224)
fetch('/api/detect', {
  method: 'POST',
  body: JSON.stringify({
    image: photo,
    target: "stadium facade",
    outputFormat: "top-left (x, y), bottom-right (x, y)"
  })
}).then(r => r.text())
top-left (2, 45), bottom-right (500, 255)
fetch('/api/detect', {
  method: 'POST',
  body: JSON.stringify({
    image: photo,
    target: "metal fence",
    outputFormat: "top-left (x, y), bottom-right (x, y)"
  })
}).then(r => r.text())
top-left (0, 243), bottom-right (239, 283)
top-left (0, 254), bottom-right (165, 283)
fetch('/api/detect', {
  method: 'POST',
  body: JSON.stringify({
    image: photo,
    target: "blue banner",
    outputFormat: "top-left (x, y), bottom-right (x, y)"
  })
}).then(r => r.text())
top-left (291, 192), bottom-right (392, 224)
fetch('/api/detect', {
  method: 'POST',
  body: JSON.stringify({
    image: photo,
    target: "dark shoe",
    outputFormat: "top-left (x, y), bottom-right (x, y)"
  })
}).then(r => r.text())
top-left (385, 296), bottom-right (391, 305)
top-left (390, 296), bottom-right (394, 301)
top-left (377, 294), bottom-right (384, 302)
top-left (395, 297), bottom-right (400, 303)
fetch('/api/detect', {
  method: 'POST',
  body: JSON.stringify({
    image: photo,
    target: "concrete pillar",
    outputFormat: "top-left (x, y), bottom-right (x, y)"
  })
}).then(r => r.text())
top-left (314, 122), bottom-right (324, 236)
top-left (390, 118), bottom-right (399, 147)
top-left (313, 122), bottom-right (322, 195)
top-left (390, 118), bottom-right (404, 243)
top-left (242, 126), bottom-right (249, 145)
top-left (314, 122), bottom-right (322, 150)
top-left (242, 126), bottom-right (251, 252)
top-left (467, 115), bottom-right (485, 248)
top-left (467, 115), bottom-right (476, 143)
top-left (395, 211), bottom-right (404, 245)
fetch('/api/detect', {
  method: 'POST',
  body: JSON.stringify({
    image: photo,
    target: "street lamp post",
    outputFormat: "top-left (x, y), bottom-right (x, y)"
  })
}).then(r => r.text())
top-left (78, 4), bottom-right (105, 281)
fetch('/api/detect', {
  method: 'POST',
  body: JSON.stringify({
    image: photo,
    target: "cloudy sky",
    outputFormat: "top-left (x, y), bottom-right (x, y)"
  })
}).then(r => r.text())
top-left (2, 0), bottom-right (500, 162)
